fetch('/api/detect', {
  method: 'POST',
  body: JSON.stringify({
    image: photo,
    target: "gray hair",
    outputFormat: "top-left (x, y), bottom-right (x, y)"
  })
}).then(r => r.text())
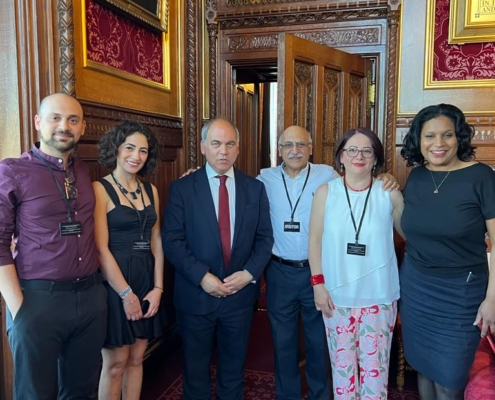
top-left (201, 118), bottom-right (240, 142)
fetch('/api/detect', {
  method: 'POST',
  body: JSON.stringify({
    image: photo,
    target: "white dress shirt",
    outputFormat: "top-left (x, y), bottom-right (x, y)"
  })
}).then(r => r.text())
top-left (205, 163), bottom-right (236, 245)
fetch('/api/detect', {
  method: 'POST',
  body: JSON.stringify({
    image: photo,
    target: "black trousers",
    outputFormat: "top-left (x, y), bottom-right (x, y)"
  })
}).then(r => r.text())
top-left (6, 283), bottom-right (108, 400)
top-left (176, 303), bottom-right (254, 400)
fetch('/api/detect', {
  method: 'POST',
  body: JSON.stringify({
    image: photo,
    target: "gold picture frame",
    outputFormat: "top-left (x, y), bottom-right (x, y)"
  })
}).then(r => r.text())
top-left (94, 0), bottom-right (169, 32)
top-left (424, 0), bottom-right (495, 89)
top-left (81, 0), bottom-right (171, 91)
top-left (449, 0), bottom-right (495, 44)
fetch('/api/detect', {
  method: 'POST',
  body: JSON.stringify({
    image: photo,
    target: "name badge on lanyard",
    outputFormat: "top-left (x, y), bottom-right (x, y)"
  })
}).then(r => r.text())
top-left (59, 221), bottom-right (82, 236)
top-left (346, 242), bottom-right (366, 256)
top-left (282, 164), bottom-right (311, 234)
top-left (284, 221), bottom-right (300, 232)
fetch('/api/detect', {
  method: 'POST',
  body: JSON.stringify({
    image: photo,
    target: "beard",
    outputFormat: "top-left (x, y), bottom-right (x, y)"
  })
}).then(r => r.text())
top-left (41, 130), bottom-right (77, 153)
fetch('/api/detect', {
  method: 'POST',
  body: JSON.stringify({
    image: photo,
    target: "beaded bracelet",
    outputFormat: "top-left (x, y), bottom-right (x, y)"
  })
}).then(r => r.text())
top-left (153, 286), bottom-right (164, 293)
top-left (310, 274), bottom-right (325, 286)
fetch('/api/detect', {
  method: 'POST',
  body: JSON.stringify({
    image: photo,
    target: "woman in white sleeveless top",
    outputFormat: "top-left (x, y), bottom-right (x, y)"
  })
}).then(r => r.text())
top-left (308, 128), bottom-right (404, 399)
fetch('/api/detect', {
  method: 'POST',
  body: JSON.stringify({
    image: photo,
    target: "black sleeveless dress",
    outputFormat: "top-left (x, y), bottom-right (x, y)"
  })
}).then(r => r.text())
top-left (99, 179), bottom-right (167, 348)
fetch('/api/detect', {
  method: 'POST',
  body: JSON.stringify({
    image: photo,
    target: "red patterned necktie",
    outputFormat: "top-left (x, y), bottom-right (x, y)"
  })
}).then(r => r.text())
top-left (216, 175), bottom-right (231, 269)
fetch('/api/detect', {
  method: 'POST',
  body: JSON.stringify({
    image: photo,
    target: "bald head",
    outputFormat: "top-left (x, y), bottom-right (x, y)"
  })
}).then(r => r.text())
top-left (278, 125), bottom-right (313, 178)
top-left (278, 125), bottom-right (312, 146)
top-left (35, 93), bottom-right (86, 159)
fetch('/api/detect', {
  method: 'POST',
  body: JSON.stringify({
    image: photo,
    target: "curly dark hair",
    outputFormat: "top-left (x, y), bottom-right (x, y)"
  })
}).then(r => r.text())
top-left (98, 120), bottom-right (160, 176)
top-left (401, 103), bottom-right (475, 167)
top-left (334, 127), bottom-right (385, 177)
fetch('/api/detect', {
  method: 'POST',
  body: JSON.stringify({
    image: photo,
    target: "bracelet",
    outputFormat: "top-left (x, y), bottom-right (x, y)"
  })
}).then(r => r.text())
top-left (310, 274), bottom-right (325, 286)
top-left (118, 286), bottom-right (133, 299)
top-left (153, 286), bottom-right (164, 293)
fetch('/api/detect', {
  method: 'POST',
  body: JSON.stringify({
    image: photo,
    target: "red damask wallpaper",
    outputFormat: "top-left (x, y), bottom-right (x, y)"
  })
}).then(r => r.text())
top-left (433, 0), bottom-right (495, 81)
top-left (86, 0), bottom-right (164, 84)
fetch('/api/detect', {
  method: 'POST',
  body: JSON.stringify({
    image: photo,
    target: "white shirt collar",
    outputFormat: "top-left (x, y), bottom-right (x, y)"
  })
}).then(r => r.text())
top-left (205, 163), bottom-right (235, 180)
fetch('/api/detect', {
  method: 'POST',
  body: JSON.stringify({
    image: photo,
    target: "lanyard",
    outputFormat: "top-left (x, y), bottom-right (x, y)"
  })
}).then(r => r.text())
top-left (343, 177), bottom-right (373, 244)
top-left (32, 151), bottom-right (74, 222)
top-left (281, 164), bottom-right (311, 222)
top-left (111, 173), bottom-right (148, 240)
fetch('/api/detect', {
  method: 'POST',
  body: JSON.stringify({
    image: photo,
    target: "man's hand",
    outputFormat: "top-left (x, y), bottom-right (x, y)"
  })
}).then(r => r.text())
top-left (223, 270), bottom-right (253, 294)
top-left (376, 172), bottom-right (400, 192)
top-left (180, 167), bottom-right (200, 179)
top-left (200, 272), bottom-right (233, 297)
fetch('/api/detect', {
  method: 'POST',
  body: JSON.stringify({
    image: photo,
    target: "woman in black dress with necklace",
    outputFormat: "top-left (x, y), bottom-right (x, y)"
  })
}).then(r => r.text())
top-left (400, 104), bottom-right (495, 399)
top-left (94, 120), bottom-right (166, 400)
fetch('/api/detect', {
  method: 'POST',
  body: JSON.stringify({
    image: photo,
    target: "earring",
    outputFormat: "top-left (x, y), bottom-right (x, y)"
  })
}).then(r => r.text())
top-left (372, 165), bottom-right (376, 173)
top-left (340, 165), bottom-right (344, 173)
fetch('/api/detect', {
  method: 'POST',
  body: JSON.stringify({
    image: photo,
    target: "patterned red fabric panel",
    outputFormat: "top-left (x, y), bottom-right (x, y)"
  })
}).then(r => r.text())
top-left (86, 0), bottom-right (164, 83)
top-left (433, 0), bottom-right (495, 81)
top-left (465, 337), bottom-right (495, 400)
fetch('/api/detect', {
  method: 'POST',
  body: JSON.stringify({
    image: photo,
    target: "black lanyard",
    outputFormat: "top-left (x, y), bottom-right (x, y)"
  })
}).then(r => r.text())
top-left (281, 164), bottom-right (311, 222)
top-left (32, 151), bottom-right (74, 222)
top-left (111, 173), bottom-right (148, 240)
top-left (343, 178), bottom-right (373, 244)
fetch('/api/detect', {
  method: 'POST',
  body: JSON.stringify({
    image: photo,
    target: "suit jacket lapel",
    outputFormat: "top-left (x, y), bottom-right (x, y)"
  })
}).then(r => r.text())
top-left (195, 168), bottom-right (221, 240)
top-left (232, 169), bottom-right (246, 251)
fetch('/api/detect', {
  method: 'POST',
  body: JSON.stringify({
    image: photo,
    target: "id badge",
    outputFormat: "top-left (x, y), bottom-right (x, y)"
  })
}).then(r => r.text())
top-left (59, 221), bottom-right (82, 236)
top-left (347, 242), bottom-right (366, 256)
top-left (133, 240), bottom-right (151, 250)
top-left (284, 221), bottom-right (300, 232)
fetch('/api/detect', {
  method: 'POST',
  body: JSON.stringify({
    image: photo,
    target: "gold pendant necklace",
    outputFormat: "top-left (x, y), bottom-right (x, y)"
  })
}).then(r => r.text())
top-left (429, 169), bottom-right (451, 194)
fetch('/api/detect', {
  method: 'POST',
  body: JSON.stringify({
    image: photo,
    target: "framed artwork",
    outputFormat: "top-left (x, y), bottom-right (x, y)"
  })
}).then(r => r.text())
top-left (449, 0), bottom-right (495, 44)
top-left (424, 0), bottom-right (495, 89)
top-left (94, 0), bottom-right (169, 32)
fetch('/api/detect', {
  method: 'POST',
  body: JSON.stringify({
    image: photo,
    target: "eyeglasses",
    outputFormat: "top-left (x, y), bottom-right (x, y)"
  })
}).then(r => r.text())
top-left (64, 171), bottom-right (78, 200)
top-left (342, 147), bottom-right (374, 158)
top-left (279, 142), bottom-right (311, 150)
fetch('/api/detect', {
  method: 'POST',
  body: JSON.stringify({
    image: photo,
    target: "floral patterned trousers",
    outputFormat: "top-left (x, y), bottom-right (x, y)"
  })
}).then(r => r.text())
top-left (323, 302), bottom-right (397, 400)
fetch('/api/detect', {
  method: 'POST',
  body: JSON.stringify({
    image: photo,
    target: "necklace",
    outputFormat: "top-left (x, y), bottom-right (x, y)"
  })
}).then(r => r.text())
top-left (111, 172), bottom-right (142, 200)
top-left (344, 176), bottom-right (372, 192)
top-left (429, 169), bottom-right (451, 194)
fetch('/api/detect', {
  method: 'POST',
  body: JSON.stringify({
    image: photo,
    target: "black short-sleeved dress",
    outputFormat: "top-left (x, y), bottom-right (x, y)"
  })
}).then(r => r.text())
top-left (99, 179), bottom-right (167, 348)
top-left (400, 163), bottom-right (495, 389)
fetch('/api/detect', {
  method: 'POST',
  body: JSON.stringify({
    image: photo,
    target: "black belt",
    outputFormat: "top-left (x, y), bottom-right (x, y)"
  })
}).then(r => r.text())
top-left (271, 255), bottom-right (309, 268)
top-left (20, 272), bottom-right (103, 292)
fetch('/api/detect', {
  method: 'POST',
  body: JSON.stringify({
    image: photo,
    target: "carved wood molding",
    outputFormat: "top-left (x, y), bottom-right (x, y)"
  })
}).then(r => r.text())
top-left (218, 8), bottom-right (388, 28)
top-left (219, 0), bottom-right (389, 13)
top-left (207, 22), bottom-right (218, 119)
top-left (79, 102), bottom-right (183, 162)
top-left (385, 8), bottom-right (400, 173)
top-left (59, 0), bottom-right (76, 95)
top-left (225, 27), bottom-right (380, 52)
top-left (186, 0), bottom-right (199, 168)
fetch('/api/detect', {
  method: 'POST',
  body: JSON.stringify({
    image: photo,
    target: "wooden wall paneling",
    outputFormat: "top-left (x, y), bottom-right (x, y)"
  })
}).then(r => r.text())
top-left (321, 68), bottom-right (341, 167)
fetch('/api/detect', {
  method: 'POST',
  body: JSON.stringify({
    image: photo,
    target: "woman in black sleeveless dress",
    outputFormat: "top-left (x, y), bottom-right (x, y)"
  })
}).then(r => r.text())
top-left (93, 120), bottom-right (166, 400)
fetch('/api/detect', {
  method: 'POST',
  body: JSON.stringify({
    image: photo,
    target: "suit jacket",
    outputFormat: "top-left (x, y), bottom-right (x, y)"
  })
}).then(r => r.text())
top-left (162, 167), bottom-right (274, 315)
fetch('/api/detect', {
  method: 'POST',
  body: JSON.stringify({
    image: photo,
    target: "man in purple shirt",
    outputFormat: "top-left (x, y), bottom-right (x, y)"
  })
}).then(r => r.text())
top-left (0, 93), bottom-right (107, 399)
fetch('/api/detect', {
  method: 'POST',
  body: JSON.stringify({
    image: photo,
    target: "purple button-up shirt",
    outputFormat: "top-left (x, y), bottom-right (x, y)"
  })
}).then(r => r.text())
top-left (0, 145), bottom-right (99, 280)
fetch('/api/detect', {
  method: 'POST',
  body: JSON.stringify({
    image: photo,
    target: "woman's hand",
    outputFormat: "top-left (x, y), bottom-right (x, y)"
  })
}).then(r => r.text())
top-left (474, 297), bottom-right (495, 337)
top-left (123, 293), bottom-right (143, 321)
top-left (313, 284), bottom-right (335, 318)
top-left (142, 287), bottom-right (163, 318)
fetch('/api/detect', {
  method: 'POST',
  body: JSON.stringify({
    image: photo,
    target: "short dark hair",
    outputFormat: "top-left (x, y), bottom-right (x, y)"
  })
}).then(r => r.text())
top-left (98, 120), bottom-right (160, 176)
top-left (401, 103), bottom-right (475, 167)
top-left (334, 127), bottom-right (385, 176)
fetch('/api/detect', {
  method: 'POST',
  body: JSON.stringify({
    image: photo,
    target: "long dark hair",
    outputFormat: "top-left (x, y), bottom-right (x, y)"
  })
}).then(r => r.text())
top-left (401, 103), bottom-right (475, 167)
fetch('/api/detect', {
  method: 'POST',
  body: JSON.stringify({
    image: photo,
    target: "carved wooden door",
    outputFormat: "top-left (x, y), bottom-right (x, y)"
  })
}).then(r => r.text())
top-left (278, 33), bottom-right (372, 167)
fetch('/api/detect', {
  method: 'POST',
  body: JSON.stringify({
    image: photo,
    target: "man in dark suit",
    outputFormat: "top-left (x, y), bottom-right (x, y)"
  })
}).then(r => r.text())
top-left (162, 118), bottom-right (273, 400)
